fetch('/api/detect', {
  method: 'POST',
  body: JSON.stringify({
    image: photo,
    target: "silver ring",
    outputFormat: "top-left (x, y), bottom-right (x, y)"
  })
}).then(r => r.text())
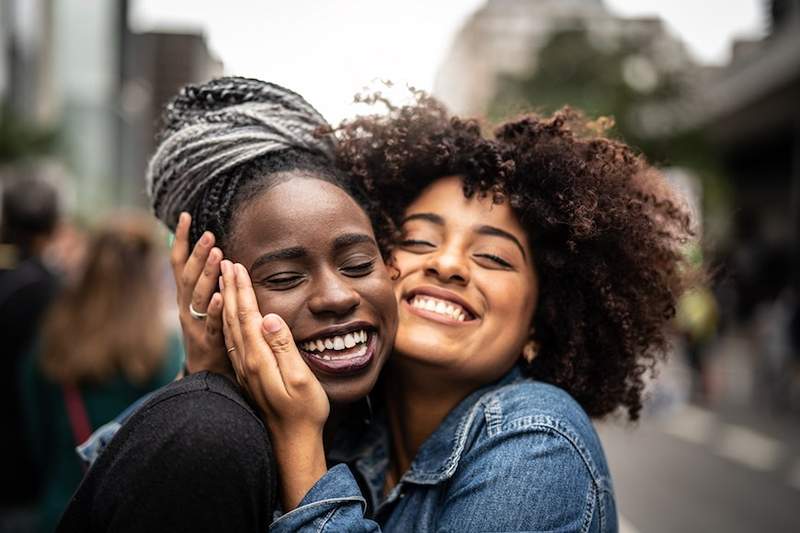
top-left (227, 346), bottom-right (236, 353)
top-left (189, 302), bottom-right (208, 320)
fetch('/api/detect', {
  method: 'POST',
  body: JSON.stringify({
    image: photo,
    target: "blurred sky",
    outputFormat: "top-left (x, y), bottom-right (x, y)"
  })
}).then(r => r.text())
top-left (131, 0), bottom-right (764, 123)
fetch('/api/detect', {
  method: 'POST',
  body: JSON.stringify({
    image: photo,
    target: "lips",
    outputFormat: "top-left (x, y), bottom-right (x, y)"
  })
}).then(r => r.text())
top-left (297, 322), bottom-right (377, 375)
top-left (404, 286), bottom-right (478, 324)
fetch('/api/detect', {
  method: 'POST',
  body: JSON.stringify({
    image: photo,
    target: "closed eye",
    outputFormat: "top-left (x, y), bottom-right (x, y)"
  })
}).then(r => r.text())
top-left (342, 258), bottom-right (377, 277)
top-left (474, 253), bottom-right (513, 269)
top-left (258, 273), bottom-right (305, 290)
top-left (400, 239), bottom-right (436, 250)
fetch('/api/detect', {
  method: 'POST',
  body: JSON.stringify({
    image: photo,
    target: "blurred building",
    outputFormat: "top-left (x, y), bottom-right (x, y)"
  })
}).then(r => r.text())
top-left (685, 0), bottom-right (800, 291)
top-left (433, 0), bottom-right (694, 117)
top-left (121, 32), bottom-right (224, 206)
top-left (1, 0), bottom-right (222, 213)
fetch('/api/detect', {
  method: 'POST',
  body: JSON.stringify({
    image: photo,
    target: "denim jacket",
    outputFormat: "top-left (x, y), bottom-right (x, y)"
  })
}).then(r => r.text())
top-left (271, 365), bottom-right (617, 533)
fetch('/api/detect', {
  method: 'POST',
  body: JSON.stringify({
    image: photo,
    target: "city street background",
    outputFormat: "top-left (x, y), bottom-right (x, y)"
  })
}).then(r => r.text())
top-left (2, 1), bottom-right (798, 531)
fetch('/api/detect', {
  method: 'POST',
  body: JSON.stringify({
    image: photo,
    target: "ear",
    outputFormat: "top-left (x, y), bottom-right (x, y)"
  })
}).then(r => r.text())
top-left (385, 254), bottom-right (401, 281)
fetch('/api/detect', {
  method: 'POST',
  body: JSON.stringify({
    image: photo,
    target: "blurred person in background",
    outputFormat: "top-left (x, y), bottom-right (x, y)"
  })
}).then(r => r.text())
top-left (0, 174), bottom-right (61, 531)
top-left (19, 213), bottom-right (183, 533)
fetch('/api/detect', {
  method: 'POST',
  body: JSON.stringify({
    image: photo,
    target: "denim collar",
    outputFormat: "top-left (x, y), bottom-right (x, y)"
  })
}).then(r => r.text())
top-left (328, 364), bottom-right (525, 487)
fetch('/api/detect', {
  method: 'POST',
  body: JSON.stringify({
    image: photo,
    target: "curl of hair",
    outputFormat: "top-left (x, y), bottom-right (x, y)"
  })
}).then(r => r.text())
top-left (336, 95), bottom-right (695, 420)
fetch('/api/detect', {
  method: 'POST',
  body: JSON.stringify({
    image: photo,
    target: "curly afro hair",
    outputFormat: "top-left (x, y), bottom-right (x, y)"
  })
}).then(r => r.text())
top-left (336, 92), bottom-right (694, 420)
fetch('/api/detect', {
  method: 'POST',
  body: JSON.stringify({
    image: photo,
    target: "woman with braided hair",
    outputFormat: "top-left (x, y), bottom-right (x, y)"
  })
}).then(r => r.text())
top-left (57, 77), bottom-right (398, 532)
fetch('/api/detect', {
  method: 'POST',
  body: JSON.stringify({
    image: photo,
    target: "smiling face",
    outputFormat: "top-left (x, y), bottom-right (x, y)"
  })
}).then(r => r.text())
top-left (392, 175), bottom-right (538, 386)
top-left (226, 174), bottom-right (398, 405)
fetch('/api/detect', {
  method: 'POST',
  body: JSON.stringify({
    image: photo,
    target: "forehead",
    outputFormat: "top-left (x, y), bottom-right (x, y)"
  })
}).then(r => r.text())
top-left (406, 176), bottom-right (526, 239)
top-left (230, 177), bottom-right (374, 257)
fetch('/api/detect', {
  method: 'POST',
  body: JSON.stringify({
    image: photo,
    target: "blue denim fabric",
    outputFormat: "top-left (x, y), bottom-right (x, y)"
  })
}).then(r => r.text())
top-left (272, 365), bottom-right (617, 533)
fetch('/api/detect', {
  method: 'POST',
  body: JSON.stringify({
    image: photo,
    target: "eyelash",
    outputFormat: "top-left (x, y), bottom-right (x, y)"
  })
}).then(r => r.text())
top-left (260, 274), bottom-right (304, 289)
top-left (342, 258), bottom-right (376, 276)
top-left (400, 239), bottom-right (435, 248)
top-left (474, 253), bottom-right (513, 269)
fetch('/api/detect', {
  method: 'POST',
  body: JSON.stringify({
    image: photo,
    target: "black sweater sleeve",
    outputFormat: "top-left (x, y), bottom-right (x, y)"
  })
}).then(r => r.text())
top-left (58, 373), bottom-right (276, 533)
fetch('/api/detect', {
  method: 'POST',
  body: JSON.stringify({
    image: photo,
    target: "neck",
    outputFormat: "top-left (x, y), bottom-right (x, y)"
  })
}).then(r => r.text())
top-left (383, 360), bottom-right (473, 479)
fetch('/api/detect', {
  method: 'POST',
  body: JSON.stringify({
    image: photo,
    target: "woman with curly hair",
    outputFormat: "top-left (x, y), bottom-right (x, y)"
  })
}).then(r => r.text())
top-left (218, 93), bottom-right (693, 532)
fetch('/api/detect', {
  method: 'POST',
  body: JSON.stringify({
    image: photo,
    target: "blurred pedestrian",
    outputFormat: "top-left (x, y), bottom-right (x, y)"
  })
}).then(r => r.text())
top-left (19, 213), bottom-right (183, 533)
top-left (0, 174), bottom-right (61, 530)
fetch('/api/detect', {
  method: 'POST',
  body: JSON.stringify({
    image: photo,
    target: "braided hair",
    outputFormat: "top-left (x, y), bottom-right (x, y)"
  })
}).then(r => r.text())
top-left (146, 76), bottom-right (348, 247)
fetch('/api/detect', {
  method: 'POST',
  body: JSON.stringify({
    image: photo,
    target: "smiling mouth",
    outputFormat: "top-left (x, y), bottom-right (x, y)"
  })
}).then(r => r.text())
top-left (298, 328), bottom-right (376, 375)
top-left (406, 295), bottom-right (476, 323)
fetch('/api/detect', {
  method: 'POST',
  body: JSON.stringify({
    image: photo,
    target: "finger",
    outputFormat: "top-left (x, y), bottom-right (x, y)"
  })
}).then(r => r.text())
top-left (222, 266), bottom-right (276, 413)
top-left (221, 260), bottom-right (245, 355)
top-left (204, 291), bottom-right (224, 341)
top-left (191, 247), bottom-right (222, 314)
top-left (260, 312), bottom-right (313, 394)
top-left (170, 213), bottom-right (191, 297)
top-left (232, 263), bottom-right (287, 394)
top-left (180, 231), bottom-right (216, 310)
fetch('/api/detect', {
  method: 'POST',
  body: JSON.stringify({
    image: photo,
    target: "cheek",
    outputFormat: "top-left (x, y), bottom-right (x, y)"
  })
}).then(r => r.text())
top-left (361, 273), bottom-right (399, 324)
top-left (255, 290), bottom-right (306, 326)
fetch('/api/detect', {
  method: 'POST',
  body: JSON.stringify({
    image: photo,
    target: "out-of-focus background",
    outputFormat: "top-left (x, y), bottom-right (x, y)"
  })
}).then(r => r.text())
top-left (1, 1), bottom-right (798, 532)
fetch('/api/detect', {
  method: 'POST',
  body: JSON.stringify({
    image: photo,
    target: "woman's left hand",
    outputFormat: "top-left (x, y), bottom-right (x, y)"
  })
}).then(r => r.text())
top-left (219, 260), bottom-right (329, 510)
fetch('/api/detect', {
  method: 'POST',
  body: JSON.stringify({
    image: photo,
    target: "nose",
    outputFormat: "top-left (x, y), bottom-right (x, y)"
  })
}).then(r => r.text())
top-left (424, 245), bottom-right (470, 286)
top-left (307, 269), bottom-right (361, 316)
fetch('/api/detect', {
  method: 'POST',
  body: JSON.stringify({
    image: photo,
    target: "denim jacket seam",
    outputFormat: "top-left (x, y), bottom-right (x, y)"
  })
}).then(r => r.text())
top-left (579, 479), bottom-right (597, 533)
top-left (598, 485), bottom-right (614, 531)
top-left (316, 507), bottom-right (339, 533)
top-left (484, 396), bottom-right (504, 437)
top-left (495, 414), bottom-right (603, 483)
top-left (269, 496), bottom-right (366, 529)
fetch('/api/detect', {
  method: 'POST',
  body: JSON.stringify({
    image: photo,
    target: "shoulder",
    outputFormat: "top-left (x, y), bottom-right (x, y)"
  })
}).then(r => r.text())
top-left (466, 378), bottom-right (610, 485)
top-left (64, 373), bottom-right (276, 531)
top-left (121, 372), bottom-right (269, 456)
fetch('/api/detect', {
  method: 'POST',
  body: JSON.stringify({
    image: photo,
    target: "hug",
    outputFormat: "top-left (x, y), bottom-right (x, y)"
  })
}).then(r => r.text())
top-left (59, 77), bottom-right (692, 532)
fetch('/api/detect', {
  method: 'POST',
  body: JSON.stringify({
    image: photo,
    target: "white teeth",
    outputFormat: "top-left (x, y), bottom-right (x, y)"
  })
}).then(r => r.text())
top-left (300, 329), bottom-right (369, 353)
top-left (344, 333), bottom-right (355, 348)
top-left (410, 296), bottom-right (469, 321)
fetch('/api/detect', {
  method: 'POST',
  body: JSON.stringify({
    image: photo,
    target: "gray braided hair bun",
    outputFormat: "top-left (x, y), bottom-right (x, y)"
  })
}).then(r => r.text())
top-left (146, 77), bottom-right (336, 238)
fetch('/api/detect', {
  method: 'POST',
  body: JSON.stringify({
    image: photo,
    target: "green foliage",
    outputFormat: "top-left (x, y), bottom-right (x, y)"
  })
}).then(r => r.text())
top-left (0, 107), bottom-right (59, 163)
top-left (488, 22), bottom-right (728, 223)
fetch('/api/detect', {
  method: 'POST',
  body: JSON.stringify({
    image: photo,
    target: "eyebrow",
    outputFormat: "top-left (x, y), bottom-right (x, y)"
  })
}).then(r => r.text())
top-left (475, 225), bottom-right (527, 260)
top-left (332, 232), bottom-right (378, 250)
top-left (402, 211), bottom-right (527, 261)
top-left (250, 246), bottom-right (306, 271)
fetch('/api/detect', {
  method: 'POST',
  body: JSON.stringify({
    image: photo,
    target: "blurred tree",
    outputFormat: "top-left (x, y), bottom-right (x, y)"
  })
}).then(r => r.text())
top-left (0, 107), bottom-right (59, 164)
top-left (488, 21), bottom-right (730, 239)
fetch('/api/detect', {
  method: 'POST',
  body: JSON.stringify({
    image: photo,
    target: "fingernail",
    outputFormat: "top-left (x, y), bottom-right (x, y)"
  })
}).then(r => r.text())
top-left (200, 232), bottom-right (212, 245)
top-left (263, 314), bottom-right (282, 333)
top-left (220, 260), bottom-right (230, 275)
top-left (179, 212), bottom-right (189, 226)
top-left (219, 276), bottom-right (225, 290)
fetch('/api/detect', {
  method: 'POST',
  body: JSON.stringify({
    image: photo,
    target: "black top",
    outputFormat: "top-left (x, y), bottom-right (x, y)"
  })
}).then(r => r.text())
top-left (57, 372), bottom-right (277, 532)
top-left (0, 255), bottom-right (59, 503)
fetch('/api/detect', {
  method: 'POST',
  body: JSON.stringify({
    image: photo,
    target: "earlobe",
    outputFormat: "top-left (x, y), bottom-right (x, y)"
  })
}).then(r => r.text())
top-left (386, 255), bottom-right (401, 281)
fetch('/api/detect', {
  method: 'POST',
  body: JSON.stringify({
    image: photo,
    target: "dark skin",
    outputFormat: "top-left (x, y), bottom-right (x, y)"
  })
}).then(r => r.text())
top-left (172, 172), bottom-right (398, 511)
top-left (224, 174), bottom-right (397, 407)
